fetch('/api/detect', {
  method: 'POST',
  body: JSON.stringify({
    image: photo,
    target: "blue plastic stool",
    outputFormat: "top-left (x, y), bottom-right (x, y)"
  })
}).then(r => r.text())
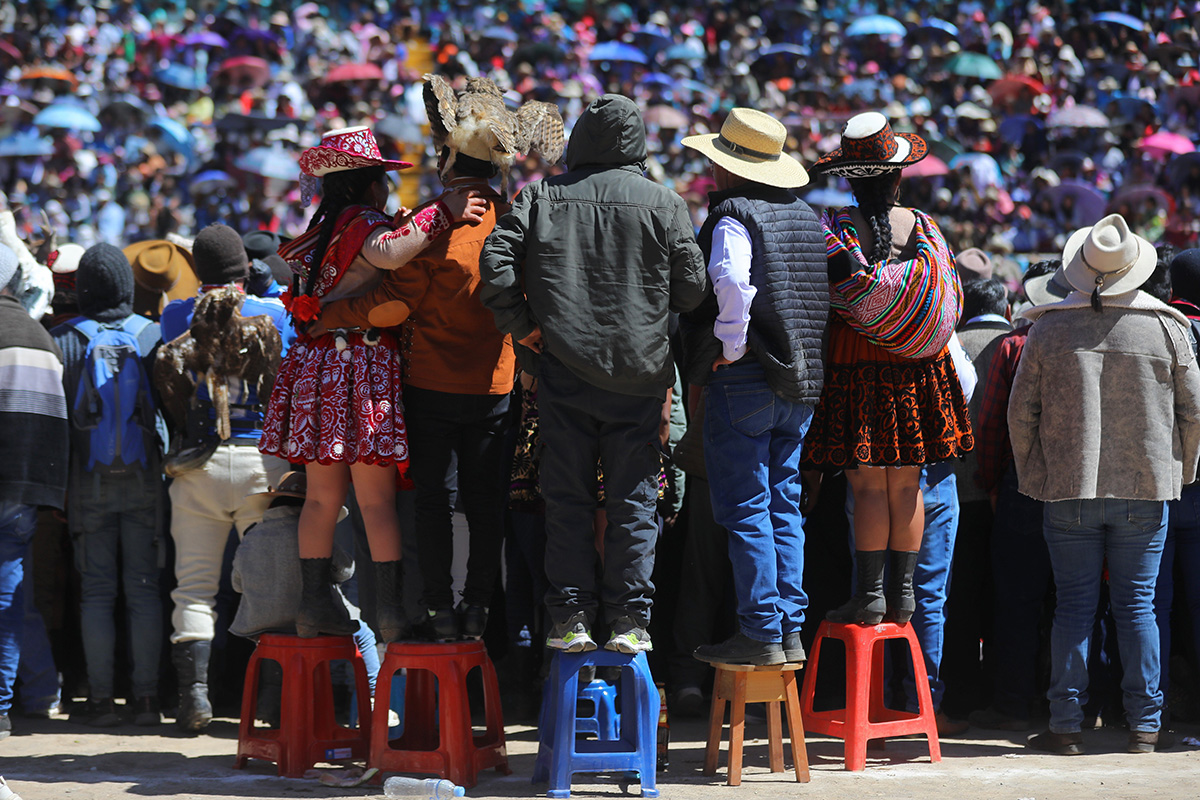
top-left (576, 679), bottom-right (621, 741)
top-left (533, 650), bottom-right (658, 799)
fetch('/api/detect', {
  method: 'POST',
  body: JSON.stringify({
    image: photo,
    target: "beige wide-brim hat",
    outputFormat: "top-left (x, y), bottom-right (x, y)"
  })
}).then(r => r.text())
top-left (682, 108), bottom-right (810, 189)
top-left (1062, 213), bottom-right (1156, 297)
top-left (246, 471), bottom-right (348, 522)
top-left (1023, 267), bottom-right (1072, 307)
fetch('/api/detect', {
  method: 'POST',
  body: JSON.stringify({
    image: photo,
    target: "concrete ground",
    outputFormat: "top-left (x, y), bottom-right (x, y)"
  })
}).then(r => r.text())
top-left (1, 708), bottom-right (1198, 800)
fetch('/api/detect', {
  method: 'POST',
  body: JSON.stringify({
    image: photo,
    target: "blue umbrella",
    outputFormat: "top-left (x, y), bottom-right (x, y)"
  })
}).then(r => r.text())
top-left (845, 15), bottom-right (906, 38)
top-left (589, 41), bottom-right (649, 65)
top-left (662, 41), bottom-right (706, 62)
top-left (190, 169), bottom-right (236, 195)
top-left (480, 26), bottom-right (518, 43)
top-left (155, 64), bottom-right (203, 91)
top-left (33, 103), bottom-right (101, 132)
top-left (148, 116), bottom-right (193, 156)
top-left (918, 18), bottom-right (959, 37)
top-left (642, 72), bottom-right (675, 87)
top-left (1094, 11), bottom-right (1145, 32)
top-left (751, 43), bottom-right (807, 66)
top-left (997, 114), bottom-right (1043, 145)
top-left (183, 31), bottom-right (229, 49)
top-left (235, 146), bottom-right (296, 180)
top-left (0, 130), bottom-right (53, 157)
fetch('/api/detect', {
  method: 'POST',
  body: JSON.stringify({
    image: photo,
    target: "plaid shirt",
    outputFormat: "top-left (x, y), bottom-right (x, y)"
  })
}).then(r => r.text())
top-left (976, 327), bottom-right (1029, 495)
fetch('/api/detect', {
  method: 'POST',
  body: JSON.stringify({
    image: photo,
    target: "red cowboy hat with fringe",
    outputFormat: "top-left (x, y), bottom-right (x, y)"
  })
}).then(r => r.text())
top-left (298, 126), bottom-right (412, 177)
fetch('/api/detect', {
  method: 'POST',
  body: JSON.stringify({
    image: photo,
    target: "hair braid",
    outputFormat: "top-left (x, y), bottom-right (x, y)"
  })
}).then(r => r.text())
top-left (848, 173), bottom-right (901, 266)
top-left (302, 166), bottom-right (386, 296)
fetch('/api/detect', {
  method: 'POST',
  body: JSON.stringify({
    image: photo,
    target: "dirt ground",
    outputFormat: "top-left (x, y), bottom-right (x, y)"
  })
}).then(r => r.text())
top-left (2, 708), bottom-right (1198, 800)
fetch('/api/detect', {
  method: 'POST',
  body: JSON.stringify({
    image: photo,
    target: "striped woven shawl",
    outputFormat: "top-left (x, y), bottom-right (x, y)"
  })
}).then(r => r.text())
top-left (825, 207), bottom-right (962, 360)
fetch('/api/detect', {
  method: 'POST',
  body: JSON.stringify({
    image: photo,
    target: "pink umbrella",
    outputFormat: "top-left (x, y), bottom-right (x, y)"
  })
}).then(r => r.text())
top-left (904, 155), bottom-right (949, 178)
top-left (1139, 130), bottom-right (1197, 158)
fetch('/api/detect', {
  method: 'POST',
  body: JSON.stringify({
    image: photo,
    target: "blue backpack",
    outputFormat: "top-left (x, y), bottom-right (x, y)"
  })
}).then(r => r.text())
top-left (68, 316), bottom-right (158, 474)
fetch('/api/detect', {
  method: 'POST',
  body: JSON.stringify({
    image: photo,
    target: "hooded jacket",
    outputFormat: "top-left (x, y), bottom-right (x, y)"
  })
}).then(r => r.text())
top-left (480, 94), bottom-right (707, 398)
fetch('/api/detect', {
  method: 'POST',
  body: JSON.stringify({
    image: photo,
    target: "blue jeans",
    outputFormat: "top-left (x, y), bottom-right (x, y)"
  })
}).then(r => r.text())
top-left (0, 502), bottom-right (38, 715)
top-left (846, 463), bottom-right (958, 711)
top-left (1042, 498), bottom-right (1167, 734)
top-left (989, 465), bottom-right (1051, 719)
top-left (73, 474), bottom-right (162, 699)
top-left (704, 361), bottom-right (812, 643)
top-left (1157, 485), bottom-right (1200, 697)
top-left (18, 539), bottom-right (59, 713)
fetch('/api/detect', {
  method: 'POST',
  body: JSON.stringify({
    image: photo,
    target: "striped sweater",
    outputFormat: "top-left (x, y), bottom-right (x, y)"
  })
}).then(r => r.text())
top-left (0, 294), bottom-right (68, 508)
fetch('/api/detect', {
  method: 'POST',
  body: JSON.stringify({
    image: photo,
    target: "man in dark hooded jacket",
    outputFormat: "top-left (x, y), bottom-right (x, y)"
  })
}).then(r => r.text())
top-left (481, 94), bottom-right (706, 653)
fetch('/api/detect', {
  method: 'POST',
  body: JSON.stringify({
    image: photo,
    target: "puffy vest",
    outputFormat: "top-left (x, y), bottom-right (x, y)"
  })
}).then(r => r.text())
top-left (682, 185), bottom-right (830, 403)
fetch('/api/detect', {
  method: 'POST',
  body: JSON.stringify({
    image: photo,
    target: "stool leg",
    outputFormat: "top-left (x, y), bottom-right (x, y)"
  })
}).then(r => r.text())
top-left (767, 700), bottom-right (784, 773)
top-left (549, 656), bottom-right (581, 799)
top-left (843, 637), bottom-right (868, 772)
top-left (799, 625), bottom-right (825, 719)
top-left (905, 627), bottom-right (942, 764)
top-left (703, 684), bottom-right (725, 777)
top-left (632, 654), bottom-right (659, 799)
top-left (234, 650), bottom-right (262, 770)
top-left (782, 670), bottom-right (811, 784)
top-left (441, 661), bottom-right (475, 789)
top-left (727, 673), bottom-right (747, 787)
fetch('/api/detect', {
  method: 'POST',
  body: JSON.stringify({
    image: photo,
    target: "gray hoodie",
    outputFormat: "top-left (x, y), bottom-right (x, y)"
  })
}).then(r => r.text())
top-left (480, 94), bottom-right (706, 398)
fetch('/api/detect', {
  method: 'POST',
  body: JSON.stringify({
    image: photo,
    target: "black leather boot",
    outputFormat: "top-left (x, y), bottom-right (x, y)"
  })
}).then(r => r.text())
top-left (886, 550), bottom-right (919, 624)
top-left (826, 550), bottom-right (887, 625)
top-left (172, 640), bottom-right (213, 732)
top-left (296, 557), bottom-right (356, 638)
top-left (374, 560), bottom-right (410, 643)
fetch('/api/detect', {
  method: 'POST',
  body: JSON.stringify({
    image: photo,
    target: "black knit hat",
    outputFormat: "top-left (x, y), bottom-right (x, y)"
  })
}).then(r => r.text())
top-left (242, 230), bottom-right (281, 261)
top-left (1170, 248), bottom-right (1200, 305)
top-left (77, 243), bottom-right (134, 323)
top-left (193, 223), bottom-right (249, 285)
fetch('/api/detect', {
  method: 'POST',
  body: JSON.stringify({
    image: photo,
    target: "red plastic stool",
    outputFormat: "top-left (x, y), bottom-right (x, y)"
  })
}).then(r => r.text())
top-left (800, 620), bottom-right (940, 771)
top-left (369, 641), bottom-right (510, 789)
top-left (234, 633), bottom-right (372, 777)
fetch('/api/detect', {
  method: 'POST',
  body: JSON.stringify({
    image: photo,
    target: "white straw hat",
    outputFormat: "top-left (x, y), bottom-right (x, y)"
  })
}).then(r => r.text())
top-left (682, 108), bottom-right (809, 189)
top-left (1062, 213), bottom-right (1156, 304)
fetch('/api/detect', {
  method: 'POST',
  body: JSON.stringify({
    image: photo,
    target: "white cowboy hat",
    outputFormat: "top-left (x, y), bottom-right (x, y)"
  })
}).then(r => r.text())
top-left (1023, 267), bottom-right (1071, 307)
top-left (1062, 213), bottom-right (1156, 301)
top-left (682, 107), bottom-right (810, 189)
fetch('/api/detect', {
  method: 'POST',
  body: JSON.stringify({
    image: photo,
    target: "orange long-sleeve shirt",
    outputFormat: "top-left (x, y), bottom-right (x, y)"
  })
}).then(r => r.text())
top-left (321, 188), bottom-right (515, 395)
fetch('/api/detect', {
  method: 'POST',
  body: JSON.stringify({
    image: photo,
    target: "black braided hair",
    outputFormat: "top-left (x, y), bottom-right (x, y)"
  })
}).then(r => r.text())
top-left (303, 166), bottom-right (386, 296)
top-left (847, 172), bottom-right (902, 266)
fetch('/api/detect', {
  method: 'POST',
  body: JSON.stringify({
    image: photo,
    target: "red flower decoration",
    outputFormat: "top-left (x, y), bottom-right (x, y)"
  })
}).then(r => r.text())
top-left (280, 288), bottom-right (322, 323)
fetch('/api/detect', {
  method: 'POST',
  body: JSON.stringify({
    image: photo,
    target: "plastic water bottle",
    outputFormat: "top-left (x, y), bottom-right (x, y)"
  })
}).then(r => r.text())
top-left (382, 776), bottom-right (465, 798)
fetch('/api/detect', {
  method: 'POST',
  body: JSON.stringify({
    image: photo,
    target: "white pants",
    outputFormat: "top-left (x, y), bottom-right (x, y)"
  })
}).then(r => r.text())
top-left (168, 444), bottom-right (288, 643)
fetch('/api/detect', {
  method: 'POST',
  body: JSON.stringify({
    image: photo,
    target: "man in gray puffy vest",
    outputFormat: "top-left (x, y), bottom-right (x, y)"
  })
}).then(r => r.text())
top-left (682, 108), bottom-right (830, 666)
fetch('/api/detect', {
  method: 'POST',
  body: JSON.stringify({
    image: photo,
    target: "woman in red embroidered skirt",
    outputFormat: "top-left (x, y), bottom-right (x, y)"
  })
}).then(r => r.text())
top-left (803, 113), bottom-right (972, 627)
top-left (259, 126), bottom-right (485, 641)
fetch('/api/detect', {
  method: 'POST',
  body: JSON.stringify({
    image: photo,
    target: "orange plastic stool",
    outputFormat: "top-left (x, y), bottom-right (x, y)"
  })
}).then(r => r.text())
top-left (234, 633), bottom-right (372, 777)
top-left (369, 641), bottom-right (510, 788)
top-left (704, 662), bottom-right (810, 786)
top-left (800, 620), bottom-right (940, 771)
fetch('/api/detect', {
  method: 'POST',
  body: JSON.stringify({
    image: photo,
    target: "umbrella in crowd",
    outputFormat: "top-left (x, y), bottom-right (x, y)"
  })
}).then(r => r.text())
top-left (989, 75), bottom-right (1048, 102)
top-left (1168, 152), bottom-right (1200, 186)
top-left (155, 64), bottom-right (204, 91)
top-left (235, 146), bottom-right (297, 181)
top-left (1108, 184), bottom-right (1176, 214)
top-left (183, 31), bottom-right (229, 49)
top-left (946, 52), bottom-right (1005, 80)
top-left (950, 152), bottom-right (1004, 189)
top-left (325, 63), bottom-right (385, 83)
top-left (189, 169), bottom-right (237, 195)
top-left (0, 129), bottom-right (53, 157)
top-left (1140, 130), bottom-right (1197, 157)
top-left (845, 15), bottom-right (906, 38)
top-left (905, 155), bottom-right (951, 178)
top-left (33, 103), bottom-right (101, 132)
top-left (589, 41), bottom-right (649, 65)
top-left (1046, 105), bottom-right (1110, 129)
top-left (918, 18), bottom-right (959, 38)
top-left (148, 116), bottom-right (194, 157)
top-left (19, 66), bottom-right (78, 91)
top-left (216, 56), bottom-right (272, 89)
top-left (1094, 11), bottom-right (1147, 32)
top-left (644, 105), bottom-right (690, 130)
top-left (1039, 181), bottom-right (1108, 224)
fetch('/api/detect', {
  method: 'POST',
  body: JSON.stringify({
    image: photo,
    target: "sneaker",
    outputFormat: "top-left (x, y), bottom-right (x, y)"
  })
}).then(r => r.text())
top-left (423, 607), bottom-right (459, 642)
top-left (694, 632), bottom-right (784, 666)
top-left (70, 698), bottom-right (121, 728)
top-left (0, 713), bottom-right (10, 739)
top-left (605, 617), bottom-right (653, 653)
top-left (133, 696), bottom-right (161, 727)
top-left (547, 613), bottom-right (596, 652)
top-left (783, 631), bottom-right (805, 663)
top-left (457, 602), bottom-right (488, 640)
top-left (969, 706), bottom-right (1031, 732)
top-left (1128, 730), bottom-right (1172, 753)
top-left (1026, 729), bottom-right (1084, 755)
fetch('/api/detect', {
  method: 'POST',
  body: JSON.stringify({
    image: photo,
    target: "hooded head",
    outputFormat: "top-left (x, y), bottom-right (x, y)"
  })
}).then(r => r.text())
top-left (77, 243), bottom-right (135, 323)
top-left (565, 94), bottom-right (647, 171)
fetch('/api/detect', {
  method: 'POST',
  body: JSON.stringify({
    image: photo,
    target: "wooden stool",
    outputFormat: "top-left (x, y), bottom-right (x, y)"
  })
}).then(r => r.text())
top-left (703, 662), bottom-right (810, 786)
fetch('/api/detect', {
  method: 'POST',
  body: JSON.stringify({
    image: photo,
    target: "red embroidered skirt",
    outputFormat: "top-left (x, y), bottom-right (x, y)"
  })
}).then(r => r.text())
top-left (803, 315), bottom-right (973, 469)
top-left (259, 331), bottom-right (409, 466)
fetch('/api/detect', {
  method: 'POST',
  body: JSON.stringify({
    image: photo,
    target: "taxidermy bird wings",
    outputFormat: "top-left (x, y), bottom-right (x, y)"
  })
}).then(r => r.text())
top-left (154, 286), bottom-right (282, 441)
top-left (516, 100), bottom-right (566, 165)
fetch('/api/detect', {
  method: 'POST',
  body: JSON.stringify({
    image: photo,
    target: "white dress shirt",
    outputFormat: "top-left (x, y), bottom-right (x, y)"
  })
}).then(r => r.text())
top-left (707, 216), bottom-right (757, 362)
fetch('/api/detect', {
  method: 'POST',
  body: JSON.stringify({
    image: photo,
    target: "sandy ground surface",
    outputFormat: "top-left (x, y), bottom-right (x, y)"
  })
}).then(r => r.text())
top-left (2, 708), bottom-right (1199, 800)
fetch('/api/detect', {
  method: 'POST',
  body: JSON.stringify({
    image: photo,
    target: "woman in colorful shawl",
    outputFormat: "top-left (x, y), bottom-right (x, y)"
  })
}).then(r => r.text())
top-left (259, 127), bottom-right (485, 642)
top-left (803, 113), bottom-right (972, 625)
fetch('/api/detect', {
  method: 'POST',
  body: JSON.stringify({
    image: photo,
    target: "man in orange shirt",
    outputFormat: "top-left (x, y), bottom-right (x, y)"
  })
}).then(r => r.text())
top-left (316, 147), bottom-right (514, 641)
